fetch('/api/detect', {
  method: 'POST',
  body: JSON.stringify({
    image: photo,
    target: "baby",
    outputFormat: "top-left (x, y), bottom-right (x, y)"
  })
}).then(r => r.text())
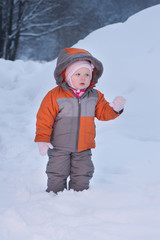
top-left (34, 48), bottom-right (126, 193)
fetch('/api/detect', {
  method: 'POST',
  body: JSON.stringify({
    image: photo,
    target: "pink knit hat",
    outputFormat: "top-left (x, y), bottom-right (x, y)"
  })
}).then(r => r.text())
top-left (65, 60), bottom-right (94, 88)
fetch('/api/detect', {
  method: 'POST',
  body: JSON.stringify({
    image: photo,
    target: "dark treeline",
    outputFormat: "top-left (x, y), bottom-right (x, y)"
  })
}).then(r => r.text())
top-left (0, 0), bottom-right (160, 61)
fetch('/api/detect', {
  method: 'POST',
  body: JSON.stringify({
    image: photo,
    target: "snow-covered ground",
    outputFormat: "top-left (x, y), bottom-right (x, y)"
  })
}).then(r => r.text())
top-left (0, 5), bottom-right (160, 240)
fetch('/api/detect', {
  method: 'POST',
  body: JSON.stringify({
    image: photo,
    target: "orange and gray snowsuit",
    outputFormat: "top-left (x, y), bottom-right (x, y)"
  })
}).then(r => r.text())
top-left (35, 48), bottom-right (123, 193)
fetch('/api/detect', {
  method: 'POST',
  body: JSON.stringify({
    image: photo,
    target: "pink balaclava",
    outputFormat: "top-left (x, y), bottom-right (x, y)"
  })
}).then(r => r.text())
top-left (65, 60), bottom-right (94, 90)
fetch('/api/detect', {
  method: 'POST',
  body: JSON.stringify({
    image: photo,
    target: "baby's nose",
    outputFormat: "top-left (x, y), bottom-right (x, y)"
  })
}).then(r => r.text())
top-left (81, 75), bottom-right (85, 79)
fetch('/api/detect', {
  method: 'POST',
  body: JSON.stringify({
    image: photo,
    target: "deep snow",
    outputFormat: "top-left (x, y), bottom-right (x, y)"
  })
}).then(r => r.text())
top-left (0, 5), bottom-right (160, 240)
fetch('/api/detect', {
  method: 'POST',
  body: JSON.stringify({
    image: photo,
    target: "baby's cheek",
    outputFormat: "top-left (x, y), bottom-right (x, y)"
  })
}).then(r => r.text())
top-left (72, 77), bottom-right (77, 84)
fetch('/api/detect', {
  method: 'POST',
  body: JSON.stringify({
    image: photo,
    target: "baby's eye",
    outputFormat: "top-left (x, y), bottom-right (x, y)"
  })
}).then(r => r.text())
top-left (76, 73), bottom-right (80, 76)
top-left (84, 73), bottom-right (90, 78)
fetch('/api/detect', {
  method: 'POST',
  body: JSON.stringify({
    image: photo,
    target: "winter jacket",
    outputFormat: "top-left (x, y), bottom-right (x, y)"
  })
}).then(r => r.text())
top-left (34, 48), bottom-right (123, 152)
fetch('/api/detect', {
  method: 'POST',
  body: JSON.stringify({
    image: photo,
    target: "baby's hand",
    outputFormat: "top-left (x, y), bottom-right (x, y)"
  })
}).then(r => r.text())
top-left (37, 142), bottom-right (53, 156)
top-left (110, 96), bottom-right (126, 112)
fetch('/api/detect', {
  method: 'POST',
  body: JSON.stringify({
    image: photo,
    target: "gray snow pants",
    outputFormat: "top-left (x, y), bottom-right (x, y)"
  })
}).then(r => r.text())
top-left (46, 148), bottom-right (94, 193)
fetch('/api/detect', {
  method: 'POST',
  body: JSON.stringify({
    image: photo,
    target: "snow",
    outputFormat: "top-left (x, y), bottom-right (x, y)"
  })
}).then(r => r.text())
top-left (0, 5), bottom-right (160, 240)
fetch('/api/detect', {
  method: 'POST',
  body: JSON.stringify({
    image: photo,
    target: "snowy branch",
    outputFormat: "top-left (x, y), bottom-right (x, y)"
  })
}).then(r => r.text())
top-left (20, 21), bottom-right (79, 37)
top-left (22, 3), bottom-right (60, 23)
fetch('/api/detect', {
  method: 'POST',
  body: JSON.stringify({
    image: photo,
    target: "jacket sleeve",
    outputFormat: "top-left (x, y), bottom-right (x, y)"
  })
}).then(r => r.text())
top-left (34, 90), bottom-right (59, 142)
top-left (95, 90), bottom-right (123, 121)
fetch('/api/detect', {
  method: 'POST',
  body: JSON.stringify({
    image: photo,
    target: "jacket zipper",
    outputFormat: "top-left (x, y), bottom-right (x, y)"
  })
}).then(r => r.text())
top-left (68, 88), bottom-right (91, 152)
top-left (76, 97), bottom-right (81, 151)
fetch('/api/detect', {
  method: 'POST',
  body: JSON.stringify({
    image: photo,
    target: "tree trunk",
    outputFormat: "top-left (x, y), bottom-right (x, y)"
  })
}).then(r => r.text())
top-left (5, 0), bottom-right (14, 59)
top-left (11, 0), bottom-right (24, 60)
top-left (0, 2), bottom-right (4, 58)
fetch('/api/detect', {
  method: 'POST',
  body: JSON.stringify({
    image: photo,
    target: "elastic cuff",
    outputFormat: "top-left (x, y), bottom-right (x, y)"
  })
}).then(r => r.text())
top-left (113, 108), bottom-right (124, 114)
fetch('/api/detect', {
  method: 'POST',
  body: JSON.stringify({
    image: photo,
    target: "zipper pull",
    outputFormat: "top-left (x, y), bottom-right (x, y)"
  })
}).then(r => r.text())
top-left (79, 98), bottom-right (81, 104)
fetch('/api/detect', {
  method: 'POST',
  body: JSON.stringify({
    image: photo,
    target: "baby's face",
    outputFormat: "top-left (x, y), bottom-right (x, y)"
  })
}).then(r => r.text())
top-left (71, 67), bottom-right (91, 90)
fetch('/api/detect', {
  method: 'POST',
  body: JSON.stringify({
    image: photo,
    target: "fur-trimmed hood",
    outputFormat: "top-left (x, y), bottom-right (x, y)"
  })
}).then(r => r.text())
top-left (54, 48), bottom-right (103, 86)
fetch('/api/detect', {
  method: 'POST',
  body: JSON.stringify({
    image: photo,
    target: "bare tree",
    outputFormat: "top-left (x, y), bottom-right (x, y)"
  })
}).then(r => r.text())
top-left (0, 0), bottom-right (25, 60)
top-left (0, 0), bottom-right (78, 60)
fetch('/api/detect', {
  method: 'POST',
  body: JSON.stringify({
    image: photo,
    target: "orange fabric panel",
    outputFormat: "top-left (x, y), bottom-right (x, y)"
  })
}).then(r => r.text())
top-left (78, 117), bottom-right (95, 152)
top-left (34, 91), bottom-right (58, 142)
top-left (65, 48), bottom-right (90, 56)
top-left (95, 90), bottom-right (121, 121)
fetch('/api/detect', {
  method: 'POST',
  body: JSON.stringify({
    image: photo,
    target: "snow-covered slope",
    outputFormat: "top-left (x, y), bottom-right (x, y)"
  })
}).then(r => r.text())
top-left (0, 5), bottom-right (160, 240)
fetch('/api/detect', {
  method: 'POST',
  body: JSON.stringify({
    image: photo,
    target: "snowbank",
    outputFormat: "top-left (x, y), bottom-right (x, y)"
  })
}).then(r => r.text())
top-left (0, 5), bottom-right (160, 240)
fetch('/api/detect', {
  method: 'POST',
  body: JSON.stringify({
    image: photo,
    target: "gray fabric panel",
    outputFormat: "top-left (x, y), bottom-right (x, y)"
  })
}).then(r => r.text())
top-left (56, 89), bottom-right (98, 117)
top-left (51, 117), bottom-right (78, 152)
top-left (46, 148), bottom-right (94, 192)
top-left (69, 149), bottom-right (94, 191)
top-left (80, 89), bottom-right (98, 117)
top-left (46, 148), bottom-right (71, 193)
top-left (56, 97), bottom-right (79, 117)
top-left (52, 97), bottom-right (79, 151)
